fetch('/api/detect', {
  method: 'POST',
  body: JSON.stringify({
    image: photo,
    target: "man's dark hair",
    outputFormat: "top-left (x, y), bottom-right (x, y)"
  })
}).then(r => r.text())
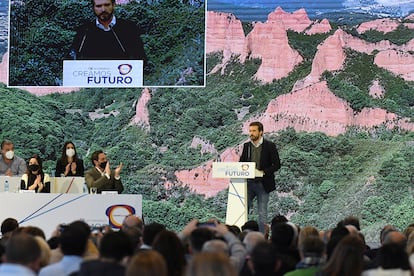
top-left (1, 218), bottom-right (19, 235)
top-left (299, 236), bottom-right (325, 258)
top-left (90, 150), bottom-right (104, 165)
top-left (379, 243), bottom-right (411, 270)
top-left (91, 0), bottom-right (115, 6)
top-left (242, 220), bottom-right (259, 232)
top-left (339, 215), bottom-right (361, 231)
top-left (189, 227), bottom-right (215, 253)
top-left (251, 241), bottom-right (279, 275)
top-left (0, 139), bottom-right (13, 150)
top-left (249, 121), bottom-right (263, 132)
top-left (5, 233), bottom-right (41, 265)
top-left (60, 220), bottom-right (90, 256)
top-left (142, 222), bottom-right (166, 246)
top-left (270, 214), bottom-right (288, 228)
top-left (100, 231), bottom-right (134, 261)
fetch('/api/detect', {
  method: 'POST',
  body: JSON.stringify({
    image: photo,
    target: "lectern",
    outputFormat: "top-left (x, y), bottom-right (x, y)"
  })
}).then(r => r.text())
top-left (212, 162), bottom-right (255, 228)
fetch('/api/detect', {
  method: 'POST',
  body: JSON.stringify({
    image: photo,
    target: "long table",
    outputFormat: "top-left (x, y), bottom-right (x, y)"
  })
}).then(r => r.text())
top-left (0, 192), bottom-right (142, 239)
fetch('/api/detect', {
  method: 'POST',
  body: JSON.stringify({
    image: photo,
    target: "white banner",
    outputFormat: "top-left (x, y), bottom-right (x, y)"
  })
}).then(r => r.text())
top-left (0, 193), bottom-right (142, 239)
top-left (63, 60), bottom-right (143, 87)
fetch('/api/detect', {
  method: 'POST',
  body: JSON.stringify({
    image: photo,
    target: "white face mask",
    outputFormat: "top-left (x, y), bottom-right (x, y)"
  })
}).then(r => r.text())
top-left (5, 150), bottom-right (14, 160)
top-left (66, 148), bottom-right (76, 158)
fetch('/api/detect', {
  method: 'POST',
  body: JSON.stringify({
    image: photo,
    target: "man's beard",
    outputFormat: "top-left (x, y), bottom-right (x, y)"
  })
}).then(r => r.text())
top-left (250, 135), bottom-right (259, 142)
top-left (98, 12), bottom-right (113, 23)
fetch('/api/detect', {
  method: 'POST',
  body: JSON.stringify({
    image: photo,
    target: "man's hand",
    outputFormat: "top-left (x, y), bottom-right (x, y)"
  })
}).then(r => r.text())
top-left (181, 219), bottom-right (199, 238)
top-left (5, 168), bottom-right (12, 176)
top-left (115, 163), bottom-right (123, 178)
top-left (105, 161), bottom-right (111, 176)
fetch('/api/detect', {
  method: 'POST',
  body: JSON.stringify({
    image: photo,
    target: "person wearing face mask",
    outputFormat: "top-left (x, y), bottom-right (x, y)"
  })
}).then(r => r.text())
top-left (21, 154), bottom-right (50, 193)
top-left (84, 150), bottom-right (123, 194)
top-left (0, 139), bottom-right (27, 176)
top-left (55, 141), bottom-right (85, 177)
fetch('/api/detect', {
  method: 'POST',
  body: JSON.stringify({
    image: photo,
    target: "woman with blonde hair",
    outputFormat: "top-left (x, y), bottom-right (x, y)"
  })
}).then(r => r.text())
top-left (186, 252), bottom-right (237, 276)
top-left (126, 250), bottom-right (167, 276)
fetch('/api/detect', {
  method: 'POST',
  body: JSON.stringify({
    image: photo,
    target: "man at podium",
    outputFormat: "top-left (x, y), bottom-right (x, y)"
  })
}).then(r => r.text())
top-left (239, 121), bottom-right (281, 233)
top-left (70, 0), bottom-right (147, 62)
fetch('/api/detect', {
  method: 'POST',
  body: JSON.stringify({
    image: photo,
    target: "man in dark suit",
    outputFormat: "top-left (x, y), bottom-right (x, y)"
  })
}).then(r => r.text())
top-left (239, 121), bottom-right (281, 233)
top-left (85, 150), bottom-right (123, 194)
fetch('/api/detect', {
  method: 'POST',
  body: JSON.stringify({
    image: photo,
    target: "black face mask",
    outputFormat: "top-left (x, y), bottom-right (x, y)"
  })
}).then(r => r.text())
top-left (28, 164), bottom-right (40, 172)
top-left (99, 162), bottom-right (107, 169)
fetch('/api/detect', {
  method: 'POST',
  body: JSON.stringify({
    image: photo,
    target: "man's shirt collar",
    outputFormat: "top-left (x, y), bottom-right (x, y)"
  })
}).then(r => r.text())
top-left (96, 15), bottom-right (116, 31)
top-left (251, 136), bottom-right (263, 148)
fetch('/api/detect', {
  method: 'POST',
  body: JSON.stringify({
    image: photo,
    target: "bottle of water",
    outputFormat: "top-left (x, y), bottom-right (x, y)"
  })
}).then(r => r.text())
top-left (4, 178), bottom-right (9, 192)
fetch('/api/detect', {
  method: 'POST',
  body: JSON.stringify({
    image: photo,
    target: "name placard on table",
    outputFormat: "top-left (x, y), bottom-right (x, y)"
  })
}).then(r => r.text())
top-left (63, 60), bottom-right (143, 87)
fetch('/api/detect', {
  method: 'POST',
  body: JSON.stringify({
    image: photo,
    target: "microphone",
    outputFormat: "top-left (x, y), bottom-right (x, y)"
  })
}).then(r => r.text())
top-left (109, 25), bottom-right (126, 54)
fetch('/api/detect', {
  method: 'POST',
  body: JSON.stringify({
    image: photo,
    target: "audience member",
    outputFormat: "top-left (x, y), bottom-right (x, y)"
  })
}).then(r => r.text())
top-left (363, 243), bottom-right (411, 276)
top-left (0, 233), bottom-right (42, 275)
top-left (152, 230), bottom-right (187, 276)
top-left (55, 141), bottom-right (84, 177)
top-left (241, 220), bottom-right (259, 232)
top-left (34, 236), bottom-right (51, 268)
top-left (249, 241), bottom-right (280, 276)
top-left (141, 222), bottom-right (166, 250)
top-left (20, 154), bottom-right (50, 193)
top-left (240, 231), bottom-right (265, 276)
top-left (126, 250), bottom-right (168, 276)
top-left (85, 150), bottom-right (123, 194)
top-left (76, 231), bottom-right (134, 276)
top-left (39, 220), bottom-right (91, 276)
top-left (0, 218), bottom-right (19, 246)
top-left (297, 226), bottom-right (319, 247)
top-left (316, 235), bottom-right (365, 276)
top-left (271, 221), bottom-right (301, 275)
top-left (121, 214), bottom-right (144, 232)
top-left (285, 235), bottom-right (325, 276)
top-left (0, 139), bottom-right (26, 176)
top-left (186, 252), bottom-right (237, 276)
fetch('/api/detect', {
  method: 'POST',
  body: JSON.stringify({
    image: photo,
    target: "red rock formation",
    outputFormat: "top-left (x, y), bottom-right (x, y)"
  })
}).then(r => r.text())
top-left (268, 7), bottom-right (312, 32)
top-left (369, 80), bottom-right (384, 99)
top-left (374, 50), bottom-right (414, 81)
top-left (130, 88), bottom-right (151, 130)
top-left (357, 18), bottom-right (400, 34)
top-left (244, 20), bottom-right (303, 82)
top-left (305, 19), bottom-right (332, 35)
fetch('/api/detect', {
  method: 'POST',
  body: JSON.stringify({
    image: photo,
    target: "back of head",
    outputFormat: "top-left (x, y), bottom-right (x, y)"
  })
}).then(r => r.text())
top-left (383, 230), bottom-right (407, 247)
top-left (122, 215), bottom-right (144, 232)
top-left (60, 220), bottom-right (91, 256)
top-left (299, 236), bottom-right (325, 258)
top-left (270, 215), bottom-right (288, 228)
top-left (126, 250), bottom-right (167, 276)
top-left (152, 230), bottom-right (186, 276)
top-left (100, 231), bottom-right (134, 262)
top-left (202, 239), bottom-right (229, 256)
top-left (142, 222), bottom-right (166, 246)
top-left (298, 226), bottom-right (319, 247)
top-left (242, 220), bottom-right (259, 232)
top-left (189, 227), bottom-right (215, 253)
top-left (243, 231), bottom-right (265, 254)
top-left (271, 222), bottom-right (298, 248)
top-left (5, 233), bottom-right (41, 267)
top-left (379, 243), bottom-right (410, 270)
top-left (340, 216), bottom-right (361, 231)
top-left (1, 218), bottom-right (19, 235)
top-left (326, 225), bottom-right (349, 260)
top-left (323, 235), bottom-right (365, 276)
top-left (250, 241), bottom-right (278, 276)
top-left (186, 252), bottom-right (237, 276)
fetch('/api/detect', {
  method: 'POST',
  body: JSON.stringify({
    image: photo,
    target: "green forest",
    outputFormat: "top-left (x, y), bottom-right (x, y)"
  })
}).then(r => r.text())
top-left (1, 0), bottom-right (414, 241)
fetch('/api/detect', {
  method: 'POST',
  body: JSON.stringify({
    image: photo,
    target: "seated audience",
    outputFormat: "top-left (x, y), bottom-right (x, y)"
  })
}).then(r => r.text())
top-left (55, 141), bottom-right (84, 177)
top-left (249, 241), bottom-right (280, 276)
top-left (20, 154), bottom-right (50, 193)
top-left (84, 150), bottom-right (123, 194)
top-left (140, 222), bottom-right (166, 250)
top-left (0, 139), bottom-right (26, 176)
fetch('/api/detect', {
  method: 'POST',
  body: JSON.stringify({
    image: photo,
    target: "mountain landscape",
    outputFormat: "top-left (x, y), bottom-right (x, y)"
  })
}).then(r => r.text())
top-left (0, 1), bottom-right (413, 240)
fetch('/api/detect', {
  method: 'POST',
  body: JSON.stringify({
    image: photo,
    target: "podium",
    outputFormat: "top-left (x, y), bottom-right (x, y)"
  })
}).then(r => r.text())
top-left (212, 162), bottom-right (255, 228)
